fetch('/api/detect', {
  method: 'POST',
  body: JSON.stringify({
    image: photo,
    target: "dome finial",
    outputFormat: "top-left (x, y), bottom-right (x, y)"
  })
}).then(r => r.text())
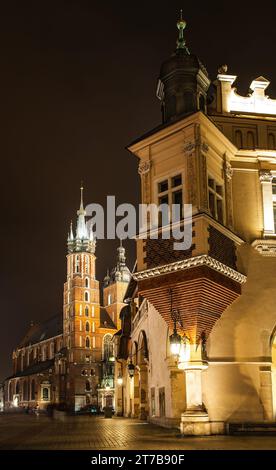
top-left (176, 10), bottom-right (188, 52)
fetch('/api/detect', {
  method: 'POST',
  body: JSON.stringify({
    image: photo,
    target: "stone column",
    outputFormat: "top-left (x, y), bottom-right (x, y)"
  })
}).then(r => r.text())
top-left (166, 357), bottom-right (186, 421)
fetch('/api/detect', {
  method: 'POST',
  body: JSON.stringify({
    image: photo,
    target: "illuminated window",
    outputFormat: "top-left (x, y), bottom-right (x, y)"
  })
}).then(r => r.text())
top-left (157, 174), bottom-right (183, 226)
top-left (85, 256), bottom-right (89, 274)
top-left (75, 255), bottom-right (80, 273)
top-left (108, 294), bottom-right (112, 305)
top-left (208, 176), bottom-right (224, 224)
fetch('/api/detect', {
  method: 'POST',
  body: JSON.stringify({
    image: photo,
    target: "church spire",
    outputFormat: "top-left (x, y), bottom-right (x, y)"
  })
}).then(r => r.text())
top-left (67, 186), bottom-right (96, 254)
top-left (76, 185), bottom-right (88, 240)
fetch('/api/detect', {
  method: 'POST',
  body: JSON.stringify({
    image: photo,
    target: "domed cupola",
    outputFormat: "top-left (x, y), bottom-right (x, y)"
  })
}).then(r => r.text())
top-left (156, 12), bottom-right (210, 123)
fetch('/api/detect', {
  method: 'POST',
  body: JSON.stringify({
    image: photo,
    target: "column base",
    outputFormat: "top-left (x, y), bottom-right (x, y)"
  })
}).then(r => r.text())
top-left (180, 410), bottom-right (210, 435)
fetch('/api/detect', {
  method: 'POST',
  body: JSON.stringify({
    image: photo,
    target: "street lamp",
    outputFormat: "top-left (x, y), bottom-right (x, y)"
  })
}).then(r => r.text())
top-left (127, 361), bottom-right (135, 378)
top-left (169, 288), bottom-right (182, 356)
top-left (169, 328), bottom-right (182, 356)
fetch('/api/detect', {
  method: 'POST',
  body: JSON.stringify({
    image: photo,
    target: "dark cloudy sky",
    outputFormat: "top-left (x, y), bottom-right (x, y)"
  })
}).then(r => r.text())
top-left (1, 0), bottom-right (276, 381)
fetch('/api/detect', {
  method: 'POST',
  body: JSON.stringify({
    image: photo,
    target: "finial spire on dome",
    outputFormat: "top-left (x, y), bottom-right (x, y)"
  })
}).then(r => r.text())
top-left (176, 10), bottom-right (189, 53)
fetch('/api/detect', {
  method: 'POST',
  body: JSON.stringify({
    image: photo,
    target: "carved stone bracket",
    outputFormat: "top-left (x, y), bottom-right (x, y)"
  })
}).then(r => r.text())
top-left (184, 139), bottom-right (209, 157)
top-left (138, 160), bottom-right (151, 176)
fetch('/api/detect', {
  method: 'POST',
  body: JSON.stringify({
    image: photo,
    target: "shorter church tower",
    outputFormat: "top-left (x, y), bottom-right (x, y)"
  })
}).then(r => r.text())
top-left (103, 241), bottom-right (131, 329)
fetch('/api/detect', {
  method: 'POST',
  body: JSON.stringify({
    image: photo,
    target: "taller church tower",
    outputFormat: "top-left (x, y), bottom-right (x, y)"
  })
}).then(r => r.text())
top-left (63, 187), bottom-right (101, 410)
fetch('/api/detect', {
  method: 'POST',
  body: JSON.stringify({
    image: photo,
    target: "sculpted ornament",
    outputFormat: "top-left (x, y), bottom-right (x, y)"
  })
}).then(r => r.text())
top-left (224, 161), bottom-right (234, 181)
top-left (259, 170), bottom-right (273, 183)
top-left (184, 139), bottom-right (209, 156)
top-left (138, 160), bottom-right (151, 176)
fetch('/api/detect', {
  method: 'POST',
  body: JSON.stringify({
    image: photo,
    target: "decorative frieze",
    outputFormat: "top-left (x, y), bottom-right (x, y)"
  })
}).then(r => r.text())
top-left (133, 254), bottom-right (247, 284)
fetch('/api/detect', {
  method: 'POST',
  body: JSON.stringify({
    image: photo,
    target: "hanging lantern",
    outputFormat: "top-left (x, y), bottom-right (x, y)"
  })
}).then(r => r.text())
top-left (127, 362), bottom-right (135, 378)
top-left (169, 329), bottom-right (182, 356)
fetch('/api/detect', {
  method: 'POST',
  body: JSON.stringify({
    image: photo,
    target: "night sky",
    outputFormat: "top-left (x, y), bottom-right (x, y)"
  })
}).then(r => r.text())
top-left (1, 1), bottom-right (276, 381)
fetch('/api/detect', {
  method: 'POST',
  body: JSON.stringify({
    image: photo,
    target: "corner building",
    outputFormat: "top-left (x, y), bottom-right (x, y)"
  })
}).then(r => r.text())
top-left (115, 16), bottom-right (276, 434)
top-left (5, 189), bottom-right (131, 412)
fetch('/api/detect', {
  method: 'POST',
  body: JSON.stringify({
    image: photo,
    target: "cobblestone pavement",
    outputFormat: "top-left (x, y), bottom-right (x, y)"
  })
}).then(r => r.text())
top-left (1, 414), bottom-right (276, 450)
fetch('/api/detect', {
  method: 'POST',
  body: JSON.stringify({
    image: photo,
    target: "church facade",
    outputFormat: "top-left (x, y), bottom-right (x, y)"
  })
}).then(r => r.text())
top-left (114, 15), bottom-right (276, 434)
top-left (5, 189), bottom-right (131, 412)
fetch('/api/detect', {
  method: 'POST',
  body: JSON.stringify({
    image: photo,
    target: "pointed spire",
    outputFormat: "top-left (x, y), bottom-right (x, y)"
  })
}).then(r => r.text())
top-left (76, 184), bottom-right (88, 240)
top-left (176, 10), bottom-right (189, 53)
top-left (69, 220), bottom-right (74, 240)
top-left (77, 183), bottom-right (85, 216)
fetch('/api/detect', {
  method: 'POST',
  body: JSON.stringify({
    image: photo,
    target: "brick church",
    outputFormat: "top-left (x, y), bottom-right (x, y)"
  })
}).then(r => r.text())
top-left (5, 188), bottom-right (131, 412)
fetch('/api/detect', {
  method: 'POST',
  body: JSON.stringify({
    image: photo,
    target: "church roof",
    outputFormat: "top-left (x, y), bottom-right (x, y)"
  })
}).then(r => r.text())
top-left (7, 358), bottom-right (55, 380)
top-left (18, 314), bottom-right (63, 349)
top-left (99, 308), bottom-right (117, 329)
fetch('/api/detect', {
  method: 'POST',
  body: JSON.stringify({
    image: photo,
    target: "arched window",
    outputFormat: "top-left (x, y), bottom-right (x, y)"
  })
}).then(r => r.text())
top-left (247, 131), bottom-right (255, 149)
top-left (81, 369), bottom-right (87, 376)
top-left (31, 380), bottom-right (35, 400)
top-left (235, 130), bottom-right (243, 149)
top-left (85, 291), bottom-right (89, 302)
top-left (85, 278), bottom-right (89, 288)
top-left (92, 322), bottom-right (95, 333)
top-left (85, 337), bottom-right (90, 349)
top-left (268, 133), bottom-right (275, 150)
top-left (85, 306), bottom-right (89, 317)
top-left (85, 381), bottom-right (91, 391)
top-left (15, 381), bottom-right (20, 395)
top-left (85, 322), bottom-right (90, 332)
top-left (42, 387), bottom-right (49, 401)
top-left (103, 334), bottom-right (114, 361)
top-left (75, 255), bottom-right (80, 273)
top-left (85, 256), bottom-right (89, 274)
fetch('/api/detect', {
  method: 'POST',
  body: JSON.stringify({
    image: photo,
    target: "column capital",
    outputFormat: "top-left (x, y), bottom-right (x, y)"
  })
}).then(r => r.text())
top-left (259, 169), bottom-right (273, 183)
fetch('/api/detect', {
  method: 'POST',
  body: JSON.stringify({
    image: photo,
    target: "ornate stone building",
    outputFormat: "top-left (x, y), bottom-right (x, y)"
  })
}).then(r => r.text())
top-left (115, 15), bottom-right (276, 434)
top-left (5, 189), bottom-right (131, 412)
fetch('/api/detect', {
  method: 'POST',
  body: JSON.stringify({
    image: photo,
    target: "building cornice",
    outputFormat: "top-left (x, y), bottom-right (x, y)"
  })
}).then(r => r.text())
top-left (132, 255), bottom-right (247, 284)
